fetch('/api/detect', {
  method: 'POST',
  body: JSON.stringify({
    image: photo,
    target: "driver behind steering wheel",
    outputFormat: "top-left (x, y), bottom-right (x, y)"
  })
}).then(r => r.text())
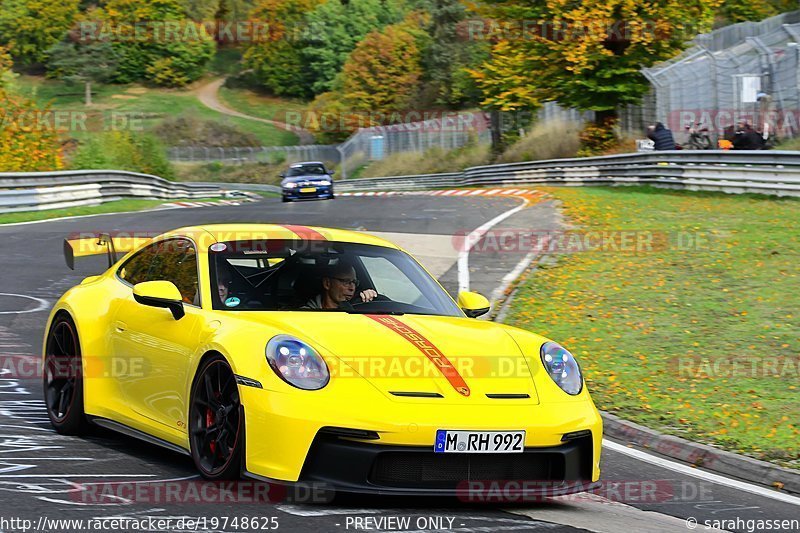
top-left (302, 259), bottom-right (376, 310)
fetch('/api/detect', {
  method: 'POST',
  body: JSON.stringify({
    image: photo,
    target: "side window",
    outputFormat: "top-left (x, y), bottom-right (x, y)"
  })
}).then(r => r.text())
top-left (117, 242), bottom-right (160, 286)
top-left (360, 256), bottom-right (431, 308)
top-left (118, 239), bottom-right (199, 306)
top-left (150, 239), bottom-right (199, 305)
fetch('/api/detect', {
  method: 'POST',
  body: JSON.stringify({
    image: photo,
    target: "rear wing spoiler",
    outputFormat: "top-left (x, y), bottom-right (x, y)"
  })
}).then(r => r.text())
top-left (64, 233), bottom-right (151, 270)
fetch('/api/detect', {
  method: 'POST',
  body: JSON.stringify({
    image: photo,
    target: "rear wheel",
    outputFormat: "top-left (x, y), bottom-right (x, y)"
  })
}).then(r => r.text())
top-left (43, 314), bottom-right (87, 434)
top-left (189, 355), bottom-right (242, 480)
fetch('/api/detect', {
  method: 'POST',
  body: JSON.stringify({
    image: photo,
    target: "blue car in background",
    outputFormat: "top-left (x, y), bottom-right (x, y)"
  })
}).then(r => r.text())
top-left (280, 161), bottom-right (335, 203)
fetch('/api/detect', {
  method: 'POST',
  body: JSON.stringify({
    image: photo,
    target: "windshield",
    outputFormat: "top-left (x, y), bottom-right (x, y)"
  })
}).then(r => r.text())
top-left (209, 240), bottom-right (463, 317)
top-left (285, 164), bottom-right (327, 177)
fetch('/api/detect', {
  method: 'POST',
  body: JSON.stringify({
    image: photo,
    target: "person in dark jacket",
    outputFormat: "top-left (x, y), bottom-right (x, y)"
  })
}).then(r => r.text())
top-left (647, 122), bottom-right (676, 150)
top-left (732, 121), bottom-right (765, 150)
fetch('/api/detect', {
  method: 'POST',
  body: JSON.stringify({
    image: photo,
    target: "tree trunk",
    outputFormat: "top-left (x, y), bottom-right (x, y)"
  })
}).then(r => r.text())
top-left (594, 108), bottom-right (617, 125)
top-left (490, 109), bottom-right (504, 157)
top-left (85, 81), bottom-right (92, 106)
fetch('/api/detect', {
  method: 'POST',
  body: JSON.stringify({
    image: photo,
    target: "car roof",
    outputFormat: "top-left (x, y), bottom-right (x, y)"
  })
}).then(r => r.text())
top-left (161, 224), bottom-right (400, 250)
top-left (288, 161), bottom-right (325, 167)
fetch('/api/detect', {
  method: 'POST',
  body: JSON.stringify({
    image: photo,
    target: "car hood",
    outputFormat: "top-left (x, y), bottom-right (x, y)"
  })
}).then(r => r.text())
top-left (282, 175), bottom-right (329, 184)
top-left (230, 312), bottom-right (540, 404)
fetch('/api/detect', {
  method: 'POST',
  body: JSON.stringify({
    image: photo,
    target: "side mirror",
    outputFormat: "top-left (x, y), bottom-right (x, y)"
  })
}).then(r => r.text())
top-left (279, 173), bottom-right (285, 178)
top-left (133, 281), bottom-right (185, 320)
top-left (457, 291), bottom-right (490, 318)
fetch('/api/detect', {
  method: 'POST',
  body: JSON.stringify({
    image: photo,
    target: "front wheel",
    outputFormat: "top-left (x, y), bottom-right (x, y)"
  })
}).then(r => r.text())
top-left (189, 355), bottom-right (243, 480)
top-left (43, 314), bottom-right (87, 434)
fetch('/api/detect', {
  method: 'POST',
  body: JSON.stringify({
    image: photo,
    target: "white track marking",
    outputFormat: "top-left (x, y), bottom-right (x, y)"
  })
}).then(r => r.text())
top-left (486, 249), bottom-right (542, 319)
top-left (0, 474), bottom-right (156, 478)
top-left (603, 439), bottom-right (800, 505)
top-left (0, 294), bottom-right (49, 315)
top-left (508, 492), bottom-right (726, 533)
top-left (458, 198), bottom-right (529, 293)
top-left (367, 232), bottom-right (458, 279)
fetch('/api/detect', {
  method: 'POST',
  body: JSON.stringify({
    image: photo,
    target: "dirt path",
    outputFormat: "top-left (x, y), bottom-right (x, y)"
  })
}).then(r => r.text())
top-left (194, 78), bottom-right (315, 145)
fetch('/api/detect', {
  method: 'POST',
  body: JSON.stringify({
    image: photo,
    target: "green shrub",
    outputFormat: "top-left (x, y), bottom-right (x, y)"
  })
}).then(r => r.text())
top-left (498, 120), bottom-right (582, 163)
top-left (362, 139), bottom-right (490, 178)
top-left (71, 131), bottom-right (175, 179)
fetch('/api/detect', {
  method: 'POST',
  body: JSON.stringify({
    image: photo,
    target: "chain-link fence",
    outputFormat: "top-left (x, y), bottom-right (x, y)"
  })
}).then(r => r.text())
top-left (168, 113), bottom-right (491, 179)
top-left (537, 102), bottom-right (594, 125)
top-left (167, 145), bottom-right (341, 167)
top-left (620, 10), bottom-right (800, 144)
top-left (337, 112), bottom-right (491, 178)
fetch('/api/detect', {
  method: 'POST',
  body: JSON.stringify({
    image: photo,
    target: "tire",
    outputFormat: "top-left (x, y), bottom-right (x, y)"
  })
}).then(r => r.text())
top-left (282, 197), bottom-right (290, 203)
top-left (189, 355), bottom-right (243, 480)
top-left (43, 313), bottom-right (87, 435)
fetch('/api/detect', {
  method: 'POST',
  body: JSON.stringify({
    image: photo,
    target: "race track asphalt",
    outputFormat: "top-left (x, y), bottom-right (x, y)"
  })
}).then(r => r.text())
top-left (0, 195), bottom-right (797, 533)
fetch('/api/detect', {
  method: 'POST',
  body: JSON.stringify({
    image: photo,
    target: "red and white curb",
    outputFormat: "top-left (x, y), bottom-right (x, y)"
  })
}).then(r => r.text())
top-left (160, 198), bottom-right (257, 209)
top-left (339, 188), bottom-right (544, 199)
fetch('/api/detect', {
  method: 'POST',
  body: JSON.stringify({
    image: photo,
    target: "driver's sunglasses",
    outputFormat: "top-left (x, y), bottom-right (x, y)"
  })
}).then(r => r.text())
top-left (332, 277), bottom-right (358, 287)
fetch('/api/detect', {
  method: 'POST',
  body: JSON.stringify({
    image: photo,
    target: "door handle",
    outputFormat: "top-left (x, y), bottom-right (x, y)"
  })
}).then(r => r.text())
top-left (115, 321), bottom-right (127, 333)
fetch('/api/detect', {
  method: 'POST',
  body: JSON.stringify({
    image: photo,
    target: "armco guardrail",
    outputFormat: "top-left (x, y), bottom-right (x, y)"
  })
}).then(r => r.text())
top-left (0, 170), bottom-right (222, 214)
top-left (335, 151), bottom-right (800, 197)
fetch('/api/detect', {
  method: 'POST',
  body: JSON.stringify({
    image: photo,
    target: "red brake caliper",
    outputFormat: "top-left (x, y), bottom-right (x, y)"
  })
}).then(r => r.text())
top-left (206, 407), bottom-right (216, 454)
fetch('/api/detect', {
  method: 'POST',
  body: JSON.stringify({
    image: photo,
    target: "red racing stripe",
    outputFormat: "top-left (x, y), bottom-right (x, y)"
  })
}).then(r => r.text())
top-left (366, 315), bottom-right (471, 397)
top-left (279, 224), bottom-right (327, 241)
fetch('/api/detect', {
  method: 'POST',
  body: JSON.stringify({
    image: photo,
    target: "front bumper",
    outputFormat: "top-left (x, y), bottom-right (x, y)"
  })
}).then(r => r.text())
top-left (282, 186), bottom-right (333, 200)
top-left (284, 431), bottom-right (598, 497)
top-left (240, 385), bottom-right (602, 493)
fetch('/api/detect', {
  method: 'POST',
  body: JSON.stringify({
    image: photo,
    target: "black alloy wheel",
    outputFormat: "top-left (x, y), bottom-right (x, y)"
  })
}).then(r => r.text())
top-left (189, 355), bottom-right (243, 480)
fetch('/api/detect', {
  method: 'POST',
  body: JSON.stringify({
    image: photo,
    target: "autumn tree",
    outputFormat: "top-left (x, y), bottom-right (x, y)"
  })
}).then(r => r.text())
top-left (470, 0), bottom-right (722, 121)
top-left (181, 0), bottom-right (220, 21)
top-left (341, 14), bottom-right (429, 112)
top-left (0, 0), bottom-right (80, 65)
top-left (307, 13), bottom-right (429, 142)
top-left (420, 0), bottom-right (487, 107)
top-left (242, 0), bottom-right (324, 97)
top-left (301, 0), bottom-right (408, 94)
top-left (93, 0), bottom-right (215, 86)
top-left (0, 46), bottom-right (15, 90)
top-left (0, 50), bottom-right (63, 171)
top-left (719, 0), bottom-right (796, 23)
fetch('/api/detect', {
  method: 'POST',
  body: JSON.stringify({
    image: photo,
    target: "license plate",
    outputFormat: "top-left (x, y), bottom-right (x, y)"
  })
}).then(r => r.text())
top-left (300, 187), bottom-right (316, 193)
top-left (434, 430), bottom-right (525, 453)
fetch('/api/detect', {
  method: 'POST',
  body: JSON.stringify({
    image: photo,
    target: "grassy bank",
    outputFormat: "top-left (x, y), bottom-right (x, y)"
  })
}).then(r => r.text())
top-left (15, 76), bottom-right (298, 146)
top-left (0, 197), bottom-right (221, 225)
top-left (218, 86), bottom-right (307, 126)
top-left (504, 186), bottom-right (799, 468)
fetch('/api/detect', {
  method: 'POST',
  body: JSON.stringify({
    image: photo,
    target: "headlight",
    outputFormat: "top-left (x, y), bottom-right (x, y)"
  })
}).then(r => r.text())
top-left (266, 335), bottom-right (329, 390)
top-left (540, 342), bottom-right (583, 395)
top-left (283, 182), bottom-right (297, 189)
top-left (313, 180), bottom-right (331, 186)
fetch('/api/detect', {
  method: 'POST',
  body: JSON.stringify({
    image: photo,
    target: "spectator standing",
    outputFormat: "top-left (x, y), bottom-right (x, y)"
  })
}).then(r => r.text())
top-left (647, 122), bottom-right (676, 150)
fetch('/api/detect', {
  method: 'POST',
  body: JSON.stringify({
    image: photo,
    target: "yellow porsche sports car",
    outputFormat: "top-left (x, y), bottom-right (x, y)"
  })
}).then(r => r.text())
top-left (44, 224), bottom-right (602, 497)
